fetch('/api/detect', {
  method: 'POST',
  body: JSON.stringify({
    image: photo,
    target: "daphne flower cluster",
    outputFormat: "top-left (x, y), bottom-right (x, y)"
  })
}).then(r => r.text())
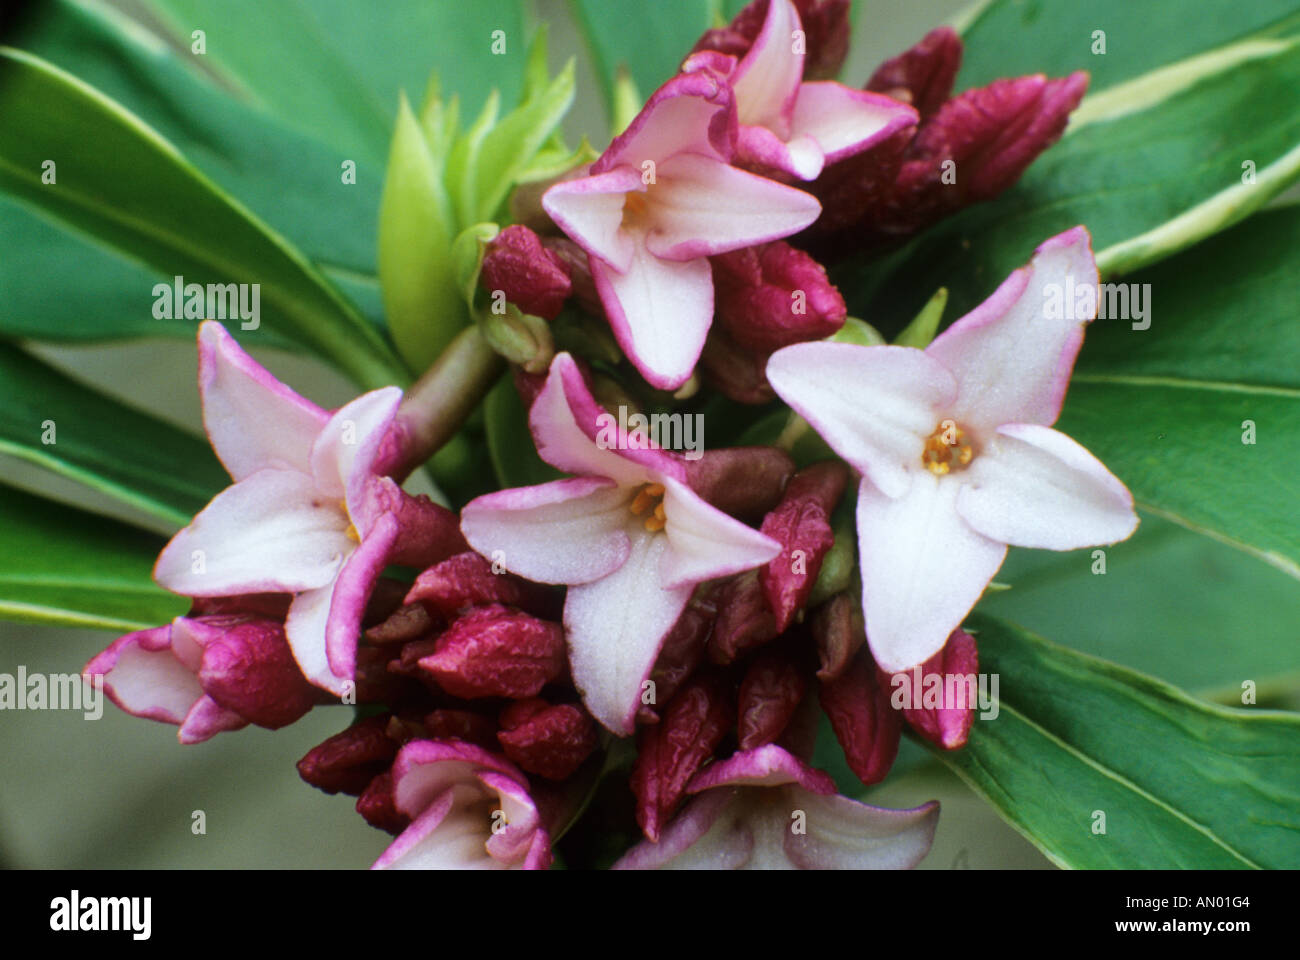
top-left (85, 0), bottom-right (1132, 870)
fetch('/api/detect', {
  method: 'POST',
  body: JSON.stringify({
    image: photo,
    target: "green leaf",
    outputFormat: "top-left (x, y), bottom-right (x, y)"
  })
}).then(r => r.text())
top-left (981, 514), bottom-right (1300, 700)
top-left (839, 36), bottom-right (1300, 330)
top-left (936, 613), bottom-right (1300, 868)
top-left (571, 0), bottom-right (715, 116)
top-left (955, 0), bottom-right (1300, 94)
top-left (484, 375), bottom-right (564, 490)
top-left (0, 343), bottom-right (226, 526)
top-left (1058, 206), bottom-right (1300, 579)
top-left (0, 47), bottom-right (406, 390)
top-left (0, 482), bottom-right (185, 631)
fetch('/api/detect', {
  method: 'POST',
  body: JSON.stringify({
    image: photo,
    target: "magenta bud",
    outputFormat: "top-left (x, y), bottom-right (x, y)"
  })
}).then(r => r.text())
top-left (416, 604), bottom-right (566, 699)
top-left (709, 570), bottom-right (779, 665)
top-left (356, 770), bottom-right (411, 835)
top-left (497, 700), bottom-right (599, 781)
top-left (480, 224), bottom-right (572, 321)
top-left (811, 592), bottom-right (864, 682)
top-left (638, 588), bottom-right (717, 724)
top-left (712, 241), bottom-right (846, 352)
top-left (297, 715), bottom-right (403, 796)
top-left (690, 0), bottom-right (851, 81)
top-left (405, 550), bottom-right (561, 622)
top-left (759, 461), bottom-right (850, 632)
top-left (866, 26), bottom-right (963, 120)
top-left (698, 330), bottom-right (779, 404)
top-left (887, 628), bottom-right (979, 750)
top-left (737, 648), bottom-right (808, 751)
top-left (684, 445), bottom-right (795, 522)
top-left (819, 648), bottom-right (901, 786)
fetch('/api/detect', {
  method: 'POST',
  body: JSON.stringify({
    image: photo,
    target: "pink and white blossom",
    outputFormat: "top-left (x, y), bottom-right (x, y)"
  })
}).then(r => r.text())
top-left (542, 72), bottom-right (821, 389)
top-left (461, 352), bottom-right (781, 734)
top-left (685, 0), bottom-right (917, 181)
top-left (614, 744), bottom-right (938, 869)
top-left (767, 227), bottom-right (1138, 672)
top-left (372, 740), bottom-right (551, 870)
top-left (153, 322), bottom-right (461, 696)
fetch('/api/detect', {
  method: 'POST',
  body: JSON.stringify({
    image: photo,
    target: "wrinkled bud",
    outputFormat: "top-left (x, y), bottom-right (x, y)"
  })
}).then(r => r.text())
top-left (422, 708), bottom-right (501, 749)
top-left (712, 242), bottom-right (846, 353)
top-left (866, 26), bottom-right (963, 120)
top-left (811, 592), bottom-right (864, 681)
top-left (888, 72), bottom-right (1089, 230)
top-left (759, 461), bottom-right (850, 632)
top-left (297, 715), bottom-right (403, 796)
top-left (690, 0), bottom-right (851, 81)
top-left (182, 616), bottom-right (322, 728)
top-left (684, 445), bottom-right (795, 522)
top-left (819, 648), bottom-right (901, 786)
top-left (698, 331), bottom-right (778, 404)
top-left (709, 570), bottom-right (779, 665)
top-left (802, 124), bottom-right (912, 243)
top-left (405, 551), bottom-right (560, 622)
top-left (737, 648), bottom-right (808, 750)
top-left (365, 602), bottom-right (435, 644)
top-left (480, 224), bottom-right (573, 321)
top-left (888, 628), bottom-right (978, 750)
top-left (366, 483), bottom-right (469, 568)
top-left (630, 671), bottom-right (734, 841)
top-left (498, 699), bottom-right (599, 780)
top-left (356, 770), bottom-right (411, 835)
top-left (417, 604), bottom-right (566, 699)
top-left (639, 587), bottom-right (718, 723)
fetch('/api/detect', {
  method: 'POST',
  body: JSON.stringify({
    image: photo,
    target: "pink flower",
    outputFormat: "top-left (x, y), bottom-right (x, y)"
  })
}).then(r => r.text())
top-left (85, 599), bottom-right (321, 743)
top-left (460, 352), bottom-right (780, 734)
top-left (372, 740), bottom-right (551, 870)
top-left (153, 322), bottom-right (462, 695)
top-left (613, 744), bottom-right (938, 869)
top-left (767, 227), bottom-right (1138, 672)
top-left (684, 0), bottom-right (917, 181)
top-left (542, 72), bottom-right (820, 389)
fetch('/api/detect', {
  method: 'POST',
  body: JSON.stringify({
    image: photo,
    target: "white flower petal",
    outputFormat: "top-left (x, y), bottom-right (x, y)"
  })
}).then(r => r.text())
top-left (660, 478), bottom-right (780, 590)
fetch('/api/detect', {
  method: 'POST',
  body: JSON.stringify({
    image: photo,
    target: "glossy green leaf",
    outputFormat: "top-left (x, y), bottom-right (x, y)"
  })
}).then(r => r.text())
top-left (1058, 206), bottom-right (1300, 579)
top-left (980, 513), bottom-right (1300, 700)
top-left (936, 613), bottom-right (1300, 869)
top-left (0, 344), bottom-right (225, 526)
top-left (0, 483), bottom-right (185, 631)
top-left (0, 48), bottom-right (406, 390)
top-left (956, 0), bottom-right (1300, 93)
top-left (571, 0), bottom-right (716, 115)
top-left (838, 36), bottom-right (1300, 331)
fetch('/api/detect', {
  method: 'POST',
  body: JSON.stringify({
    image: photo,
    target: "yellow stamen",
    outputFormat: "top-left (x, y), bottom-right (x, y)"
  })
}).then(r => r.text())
top-left (629, 483), bottom-right (668, 532)
top-left (921, 419), bottom-right (975, 475)
top-left (345, 523), bottom-right (361, 543)
top-left (644, 513), bottom-right (667, 532)
top-left (630, 488), bottom-right (657, 516)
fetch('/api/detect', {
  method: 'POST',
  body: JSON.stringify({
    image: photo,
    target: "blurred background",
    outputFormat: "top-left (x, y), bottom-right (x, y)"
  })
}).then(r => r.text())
top-left (2, 0), bottom-right (1295, 869)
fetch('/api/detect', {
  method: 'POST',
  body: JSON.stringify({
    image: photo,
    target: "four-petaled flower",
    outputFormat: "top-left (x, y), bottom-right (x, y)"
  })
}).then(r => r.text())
top-left (154, 322), bottom-right (462, 696)
top-left (767, 227), bottom-right (1138, 672)
top-left (543, 71), bottom-right (821, 390)
top-left (461, 352), bottom-right (781, 734)
top-left (684, 0), bottom-right (917, 181)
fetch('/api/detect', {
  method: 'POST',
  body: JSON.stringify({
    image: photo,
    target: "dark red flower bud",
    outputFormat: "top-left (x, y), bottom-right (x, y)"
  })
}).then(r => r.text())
top-left (405, 551), bottom-right (560, 622)
top-left (356, 770), bottom-right (411, 835)
top-left (811, 591), bottom-right (863, 681)
top-left (365, 482), bottom-right (469, 568)
top-left (887, 72), bottom-right (1089, 229)
top-left (630, 671), bottom-right (734, 841)
top-left (738, 648), bottom-right (808, 750)
top-left (819, 648), bottom-right (901, 786)
top-left (365, 602), bottom-right (435, 644)
top-left (887, 628), bottom-right (979, 750)
top-left (709, 570), bottom-right (779, 665)
top-left (297, 715), bottom-right (402, 796)
top-left (712, 241), bottom-right (846, 352)
top-left (698, 330), bottom-right (778, 404)
top-left (690, 0), bottom-right (851, 81)
top-left (182, 616), bottom-right (322, 729)
top-left (759, 460), bottom-right (849, 632)
top-left (683, 445), bottom-right (795, 522)
top-left (866, 26), bottom-right (963, 120)
top-left (416, 604), bottom-right (566, 699)
top-left (802, 124), bottom-right (913, 243)
top-left (422, 708), bottom-right (500, 749)
top-left (498, 700), bottom-right (599, 781)
top-left (638, 586), bottom-right (719, 723)
top-left (540, 236), bottom-right (603, 317)
top-left (479, 224), bottom-right (572, 321)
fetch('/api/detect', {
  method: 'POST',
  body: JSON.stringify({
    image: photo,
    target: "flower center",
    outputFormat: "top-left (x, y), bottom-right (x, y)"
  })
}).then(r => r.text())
top-left (629, 483), bottom-right (667, 532)
top-left (621, 186), bottom-right (655, 231)
top-left (921, 419), bottom-right (974, 476)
